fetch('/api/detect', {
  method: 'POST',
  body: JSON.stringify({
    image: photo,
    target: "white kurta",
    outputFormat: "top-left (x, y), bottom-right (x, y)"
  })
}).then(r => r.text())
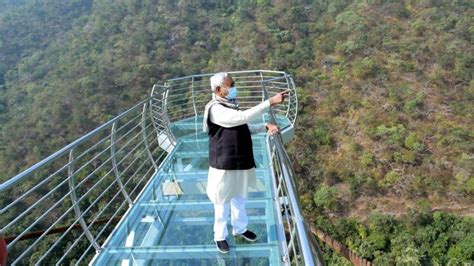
top-left (205, 97), bottom-right (271, 205)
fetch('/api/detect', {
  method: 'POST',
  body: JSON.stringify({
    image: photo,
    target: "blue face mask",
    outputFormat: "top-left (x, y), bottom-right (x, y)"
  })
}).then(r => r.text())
top-left (226, 87), bottom-right (238, 100)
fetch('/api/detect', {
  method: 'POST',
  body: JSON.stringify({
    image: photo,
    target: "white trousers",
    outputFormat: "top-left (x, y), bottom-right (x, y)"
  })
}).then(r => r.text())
top-left (213, 195), bottom-right (248, 241)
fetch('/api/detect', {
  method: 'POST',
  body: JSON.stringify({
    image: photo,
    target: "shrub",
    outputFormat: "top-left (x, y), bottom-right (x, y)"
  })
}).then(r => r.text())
top-left (349, 172), bottom-right (377, 196)
top-left (313, 185), bottom-right (338, 212)
top-left (447, 234), bottom-right (474, 262)
top-left (357, 232), bottom-right (387, 260)
top-left (332, 65), bottom-right (348, 80)
top-left (402, 150), bottom-right (416, 163)
top-left (404, 132), bottom-right (425, 151)
top-left (335, 10), bottom-right (366, 32)
top-left (404, 93), bottom-right (424, 114)
top-left (313, 127), bottom-right (332, 146)
top-left (359, 152), bottom-right (374, 167)
top-left (353, 57), bottom-right (379, 79)
top-left (376, 124), bottom-right (406, 145)
top-left (379, 171), bottom-right (401, 188)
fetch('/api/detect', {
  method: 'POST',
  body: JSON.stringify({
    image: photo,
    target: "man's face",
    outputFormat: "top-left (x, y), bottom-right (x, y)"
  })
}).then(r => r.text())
top-left (221, 76), bottom-right (234, 90)
top-left (219, 76), bottom-right (235, 96)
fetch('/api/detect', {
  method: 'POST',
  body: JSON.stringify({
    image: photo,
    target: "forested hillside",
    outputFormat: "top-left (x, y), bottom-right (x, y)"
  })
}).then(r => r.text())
top-left (1, 0), bottom-right (473, 264)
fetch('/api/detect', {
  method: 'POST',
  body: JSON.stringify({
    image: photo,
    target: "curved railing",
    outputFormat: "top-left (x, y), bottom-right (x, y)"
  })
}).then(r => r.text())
top-left (0, 70), bottom-right (318, 265)
top-left (156, 70), bottom-right (298, 124)
top-left (0, 96), bottom-right (173, 264)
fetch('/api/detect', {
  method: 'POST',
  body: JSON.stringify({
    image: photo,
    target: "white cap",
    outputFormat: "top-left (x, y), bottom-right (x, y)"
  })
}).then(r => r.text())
top-left (210, 72), bottom-right (228, 93)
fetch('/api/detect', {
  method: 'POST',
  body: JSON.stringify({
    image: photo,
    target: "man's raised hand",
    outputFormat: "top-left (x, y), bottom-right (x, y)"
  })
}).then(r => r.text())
top-left (269, 89), bottom-right (291, 106)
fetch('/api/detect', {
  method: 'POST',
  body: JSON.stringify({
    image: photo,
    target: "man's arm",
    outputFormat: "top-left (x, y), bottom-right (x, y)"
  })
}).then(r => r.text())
top-left (209, 100), bottom-right (271, 128)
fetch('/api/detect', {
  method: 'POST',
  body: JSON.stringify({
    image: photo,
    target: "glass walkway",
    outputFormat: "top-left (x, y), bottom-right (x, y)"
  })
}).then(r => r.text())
top-left (91, 116), bottom-right (287, 265)
top-left (0, 70), bottom-right (323, 265)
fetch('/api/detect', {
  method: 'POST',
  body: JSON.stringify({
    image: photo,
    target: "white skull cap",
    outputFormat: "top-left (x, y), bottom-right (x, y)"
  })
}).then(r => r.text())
top-left (210, 72), bottom-right (228, 93)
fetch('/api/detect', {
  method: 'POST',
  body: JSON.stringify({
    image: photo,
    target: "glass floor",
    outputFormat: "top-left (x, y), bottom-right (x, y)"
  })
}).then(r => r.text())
top-left (90, 115), bottom-right (291, 265)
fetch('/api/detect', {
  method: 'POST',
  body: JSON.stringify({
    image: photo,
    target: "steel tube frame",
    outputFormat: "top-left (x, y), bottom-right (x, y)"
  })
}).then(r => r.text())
top-left (2, 101), bottom-right (165, 263)
top-left (13, 128), bottom-right (160, 263)
top-left (263, 80), bottom-right (323, 266)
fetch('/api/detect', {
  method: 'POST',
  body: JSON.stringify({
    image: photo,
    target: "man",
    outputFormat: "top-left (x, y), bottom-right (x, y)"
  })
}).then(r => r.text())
top-left (203, 72), bottom-right (287, 253)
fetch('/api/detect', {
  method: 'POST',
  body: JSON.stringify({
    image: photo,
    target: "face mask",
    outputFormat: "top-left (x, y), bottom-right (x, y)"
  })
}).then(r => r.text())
top-left (226, 87), bottom-right (238, 100)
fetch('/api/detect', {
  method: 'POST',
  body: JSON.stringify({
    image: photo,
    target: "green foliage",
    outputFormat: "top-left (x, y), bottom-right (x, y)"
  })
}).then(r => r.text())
top-left (404, 93), bottom-right (424, 114)
top-left (348, 172), bottom-right (377, 197)
top-left (329, 211), bottom-right (474, 265)
top-left (335, 10), bottom-right (366, 32)
top-left (404, 132), bottom-right (424, 152)
top-left (379, 171), bottom-right (401, 188)
top-left (375, 124), bottom-right (406, 145)
top-left (332, 65), bottom-right (348, 80)
top-left (312, 127), bottom-right (332, 146)
top-left (357, 232), bottom-right (387, 260)
top-left (395, 245), bottom-right (423, 265)
top-left (359, 152), bottom-right (373, 167)
top-left (352, 57), bottom-right (378, 79)
top-left (447, 234), bottom-right (474, 262)
top-left (313, 185), bottom-right (338, 212)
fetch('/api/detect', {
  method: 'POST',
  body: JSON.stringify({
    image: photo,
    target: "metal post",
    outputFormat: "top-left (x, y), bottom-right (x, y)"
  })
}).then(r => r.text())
top-left (191, 76), bottom-right (200, 144)
top-left (191, 76), bottom-right (197, 116)
top-left (289, 76), bottom-right (299, 125)
top-left (162, 84), bottom-right (177, 144)
top-left (67, 149), bottom-right (101, 251)
top-left (142, 103), bottom-right (158, 171)
top-left (149, 85), bottom-right (162, 133)
top-left (111, 122), bottom-right (133, 206)
top-left (284, 73), bottom-right (292, 119)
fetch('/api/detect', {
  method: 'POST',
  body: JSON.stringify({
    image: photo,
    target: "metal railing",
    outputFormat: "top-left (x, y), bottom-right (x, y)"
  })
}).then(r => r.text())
top-left (0, 90), bottom-right (174, 265)
top-left (263, 79), bottom-right (324, 266)
top-left (161, 70), bottom-right (298, 124)
top-left (0, 70), bottom-right (315, 265)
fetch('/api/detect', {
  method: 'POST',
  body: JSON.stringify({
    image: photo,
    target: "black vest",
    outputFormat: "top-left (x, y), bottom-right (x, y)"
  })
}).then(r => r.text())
top-left (207, 103), bottom-right (256, 170)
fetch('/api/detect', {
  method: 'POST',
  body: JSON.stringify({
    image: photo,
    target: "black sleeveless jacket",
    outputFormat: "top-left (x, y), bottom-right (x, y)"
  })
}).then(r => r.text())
top-left (207, 103), bottom-right (256, 170)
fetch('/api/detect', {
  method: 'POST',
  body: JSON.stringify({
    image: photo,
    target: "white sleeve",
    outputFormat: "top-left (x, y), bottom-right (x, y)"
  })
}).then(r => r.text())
top-left (209, 100), bottom-right (271, 128)
top-left (248, 123), bottom-right (267, 134)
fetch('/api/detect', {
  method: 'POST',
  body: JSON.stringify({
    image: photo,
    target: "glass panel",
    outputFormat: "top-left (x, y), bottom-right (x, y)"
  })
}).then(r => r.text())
top-left (94, 245), bottom-right (278, 265)
top-left (92, 114), bottom-right (293, 265)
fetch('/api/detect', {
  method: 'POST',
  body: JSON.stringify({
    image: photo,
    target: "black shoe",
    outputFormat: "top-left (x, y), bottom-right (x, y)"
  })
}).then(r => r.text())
top-left (234, 230), bottom-right (257, 242)
top-left (215, 240), bottom-right (229, 253)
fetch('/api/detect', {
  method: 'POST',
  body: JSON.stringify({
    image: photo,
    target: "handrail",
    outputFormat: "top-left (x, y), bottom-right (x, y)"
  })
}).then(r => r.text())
top-left (166, 69), bottom-right (287, 82)
top-left (0, 96), bottom-right (154, 192)
top-left (263, 79), bottom-right (324, 265)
